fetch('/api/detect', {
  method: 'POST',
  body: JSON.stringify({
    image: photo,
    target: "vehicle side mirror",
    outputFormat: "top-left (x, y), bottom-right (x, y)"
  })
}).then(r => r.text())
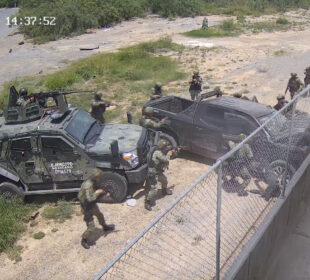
top-left (111, 140), bottom-right (119, 158)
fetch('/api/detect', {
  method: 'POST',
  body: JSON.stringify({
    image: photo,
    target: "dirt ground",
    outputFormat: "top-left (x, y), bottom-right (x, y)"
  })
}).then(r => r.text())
top-left (1, 8), bottom-right (310, 280)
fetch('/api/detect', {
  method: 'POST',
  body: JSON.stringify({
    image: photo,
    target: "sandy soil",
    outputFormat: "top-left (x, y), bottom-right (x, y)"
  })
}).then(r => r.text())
top-left (0, 8), bottom-right (310, 280)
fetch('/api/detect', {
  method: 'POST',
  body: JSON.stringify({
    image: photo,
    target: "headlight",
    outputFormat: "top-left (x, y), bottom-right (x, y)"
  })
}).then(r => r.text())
top-left (122, 150), bottom-right (139, 168)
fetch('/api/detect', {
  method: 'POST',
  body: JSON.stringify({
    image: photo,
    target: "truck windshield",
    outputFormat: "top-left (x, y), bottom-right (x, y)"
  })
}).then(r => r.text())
top-left (66, 110), bottom-right (99, 143)
top-left (259, 112), bottom-right (289, 138)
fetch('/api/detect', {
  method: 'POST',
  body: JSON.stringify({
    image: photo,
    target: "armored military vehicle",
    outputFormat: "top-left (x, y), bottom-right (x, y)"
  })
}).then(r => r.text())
top-left (0, 86), bottom-right (152, 202)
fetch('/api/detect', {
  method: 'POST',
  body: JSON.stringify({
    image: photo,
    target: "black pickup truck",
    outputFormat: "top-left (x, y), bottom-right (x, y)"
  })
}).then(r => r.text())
top-left (143, 93), bottom-right (310, 186)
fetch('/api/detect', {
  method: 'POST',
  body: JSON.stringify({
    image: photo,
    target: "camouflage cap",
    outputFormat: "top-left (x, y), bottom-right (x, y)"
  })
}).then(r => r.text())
top-left (157, 139), bottom-right (169, 150)
top-left (155, 82), bottom-right (162, 87)
top-left (144, 107), bottom-right (153, 115)
top-left (277, 94), bottom-right (285, 100)
top-left (239, 133), bottom-right (246, 141)
top-left (193, 71), bottom-right (199, 75)
top-left (291, 73), bottom-right (297, 77)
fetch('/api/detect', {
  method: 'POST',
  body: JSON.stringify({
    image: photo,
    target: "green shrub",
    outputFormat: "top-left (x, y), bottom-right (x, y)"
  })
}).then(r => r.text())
top-left (276, 17), bottom-right (290, 25)
top-left (33, 232), bottom-right (45, 240)
top-left (0, 198), bottom-right (36, 252)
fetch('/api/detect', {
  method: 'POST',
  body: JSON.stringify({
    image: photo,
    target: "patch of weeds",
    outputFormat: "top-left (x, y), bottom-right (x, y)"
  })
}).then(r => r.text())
top-left (42, 200), bottom-right (74, 223)
top-left (29, 221), bottom-right (38, 227)
top-left (184, 19), bottom-right (241, 38)
top-left (51, 228), bottom-right (58, 233)
top-left (0, 198), bottom-right (36, 253)
top-left (258, 67), bottom-right (268, 73)
top-left (276, 17), bottom-right (290, 25)
top-left (6, 245), bottom-right (23, 262)
top-left (33, 232), bottom-right (45, 240)
top-left (274, 50), bottom-right (286, 56)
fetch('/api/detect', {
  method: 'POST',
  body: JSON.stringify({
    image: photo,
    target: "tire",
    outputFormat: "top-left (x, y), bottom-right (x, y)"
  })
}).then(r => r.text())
top-left (0, 182), bottom-right (24, 200)
top-left (159, 132), bottom-right (179, 158)
top-left (264, 160), bottom-right (296, 189)
top-left (98, 172), bottom-right (128, 203)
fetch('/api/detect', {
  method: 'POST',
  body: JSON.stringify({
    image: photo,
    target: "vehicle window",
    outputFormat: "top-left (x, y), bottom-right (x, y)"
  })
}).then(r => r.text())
top-left (197, 105), bottom-right (224, 127)
top-left (65, 110), bottom-right (96, 143)
top-left (11, 138), bottom-right (32, 151)
top-left (41, 137), bottom-right (73, 156)
top-left (224, 113), bottom-right (257, 135)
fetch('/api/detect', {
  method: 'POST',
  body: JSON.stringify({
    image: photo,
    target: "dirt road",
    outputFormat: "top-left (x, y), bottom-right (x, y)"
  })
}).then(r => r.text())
top-left (1, 8), bottom-right (310, 280)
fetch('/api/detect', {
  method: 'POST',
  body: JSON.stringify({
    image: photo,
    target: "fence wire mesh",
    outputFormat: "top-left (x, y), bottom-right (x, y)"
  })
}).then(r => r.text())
top-left (94, 87), bottom-right (310, 280)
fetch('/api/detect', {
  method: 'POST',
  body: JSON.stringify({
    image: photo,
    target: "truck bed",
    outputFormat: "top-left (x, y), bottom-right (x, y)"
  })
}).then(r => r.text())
top-left (148, 97), bottom-right (193, 114)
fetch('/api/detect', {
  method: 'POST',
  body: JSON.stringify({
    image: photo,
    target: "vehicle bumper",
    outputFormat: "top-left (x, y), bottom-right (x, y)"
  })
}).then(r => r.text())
top-left (125, 163), bottom-right (148, 184)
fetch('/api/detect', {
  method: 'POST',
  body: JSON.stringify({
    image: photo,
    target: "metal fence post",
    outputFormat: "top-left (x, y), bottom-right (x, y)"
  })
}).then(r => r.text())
top-left (216, 161), bottom-right (223, 280)
top-left (281, 98), bottom-right (297, 198)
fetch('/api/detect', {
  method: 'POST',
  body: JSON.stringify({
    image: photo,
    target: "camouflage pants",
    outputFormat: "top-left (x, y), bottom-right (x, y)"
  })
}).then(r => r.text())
top-left (145, 173), bottom-right (168, 202)
top-left (81, 204), bottom-right (106, 242)
top-left (190, 90), bottom-right (200, 101)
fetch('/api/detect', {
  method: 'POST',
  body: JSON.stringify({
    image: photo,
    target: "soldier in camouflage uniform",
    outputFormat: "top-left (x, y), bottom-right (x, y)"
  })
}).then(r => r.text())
top-left (285, 73), bottom-right (303, 99)
top-left (145, 140), bottom-right (174, 211)
top-left (202, 17), bottom-right (208, 29)
top-left (150, 82), bottom-right (163, 100)
top-left (233, 93), bottom-right (258, 103)
top-left (16, 88), bottom-right (30, 106)
top-left (273, 95), bottom-right (288, 111)
top-left (189, 71), bottom-right (202, 101)
top-left (140, 107), bottom-right (167, 130)
top-left (226, 134), bottom-right (253, 196)
top-left (78, 169), bottom-right (115, 249)
top-left (304, 67), bottom-right (310, 87)
top-left (91, 92), bottom-right (109, 124)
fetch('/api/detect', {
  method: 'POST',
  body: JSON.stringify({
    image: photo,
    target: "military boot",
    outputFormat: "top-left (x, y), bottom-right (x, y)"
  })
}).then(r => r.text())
top-left (103, 224), bottom-right (115, 232)
top-left (162, 188), bottom-right (173, 195)
top-left (81, 238), bottom-right (90, 249)
top-left (145, 200), bottom-right (155, 211)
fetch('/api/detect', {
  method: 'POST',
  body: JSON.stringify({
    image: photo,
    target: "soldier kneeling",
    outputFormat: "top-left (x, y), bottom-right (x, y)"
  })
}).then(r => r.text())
top-left (78, 169), bottom-right (115, 249)
top-left (145, 140), bottom-right (174, 211)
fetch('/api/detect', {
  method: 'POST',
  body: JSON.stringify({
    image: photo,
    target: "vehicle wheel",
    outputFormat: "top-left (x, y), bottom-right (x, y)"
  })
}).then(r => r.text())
top-left (265, 160), bottom-right (296, 189)
top-left (98, 172), bottom-right (128, 203)
top-left (159, 132), bottom-right (178, 158)
top-left (0, 182), bottom-right (24, 200)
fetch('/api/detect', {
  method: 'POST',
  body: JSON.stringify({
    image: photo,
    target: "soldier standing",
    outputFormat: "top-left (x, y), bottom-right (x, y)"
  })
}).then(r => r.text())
top-left (285, 73), bottom-right (303, 99)
top-left (16, 88), bottom-right (29, 106)
top-left (140, 107), bottom-right (167, 130)
top-left (145, 140), bottom-right (174, 211)
top-left (227, 134), bottom-right (253, 196)
top-left (304, 67), bottom-right (310, 87)
top-left (202, 17), bottom-right (208, 29)
top-left (189, 71), bottom-right (202, 101)
top-left (273, 95), bottom-right (288, 111)
top-left (91, 92), bottom-right (109, 124)
top-left (78, 169), bottom-right (115, 249)
top-left (150, 82), bottom-right (163, 100)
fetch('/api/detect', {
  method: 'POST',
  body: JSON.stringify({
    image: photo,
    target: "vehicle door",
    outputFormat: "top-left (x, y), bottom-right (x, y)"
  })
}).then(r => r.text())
top-left (223, 111), bottom-right (258, 148)
top-left (192, 104), bottom-right (224, 157)
top-left (39, 136), bottom-right (91, 189)
top-left (7, 135), bottom-right (52, 190)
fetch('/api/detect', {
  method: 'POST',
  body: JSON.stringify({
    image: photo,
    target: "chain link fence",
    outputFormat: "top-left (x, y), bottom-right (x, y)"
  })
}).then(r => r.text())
top-left (94, 86), bottom-right (310, 280)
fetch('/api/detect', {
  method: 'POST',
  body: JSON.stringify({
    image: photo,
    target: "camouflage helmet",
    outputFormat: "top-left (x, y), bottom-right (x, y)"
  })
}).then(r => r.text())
top-left (90, 168), bottom-right (104, 182)
top-left (277, 94), bottom-right (285, 100)
top-left (157, 139), bottom-right (169, 150)
top-left (193, 71), bottom-right (199, 75)
top-left (291, 73), bottom-right (297, 78)
top-left (144, 107), bottom-right (153, 115)
top-left (19, 88), bottom-right (28, 97)
top-left (155, 82), bottom-right (162, 88)
top-left (94, 92), bottom-right (102, 101)
top-left (233, 93), bottom-right (242, 98)
top-left (239, 133), bottom-right (246, 141)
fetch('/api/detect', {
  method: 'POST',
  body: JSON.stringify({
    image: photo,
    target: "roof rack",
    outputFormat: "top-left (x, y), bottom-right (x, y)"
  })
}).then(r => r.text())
top-left (198, 89), bottom-right (223, 102)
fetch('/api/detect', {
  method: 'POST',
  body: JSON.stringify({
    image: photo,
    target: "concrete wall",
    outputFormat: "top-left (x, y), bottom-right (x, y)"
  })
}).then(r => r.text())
top-left (224, 157), bottom-right (310, 280)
